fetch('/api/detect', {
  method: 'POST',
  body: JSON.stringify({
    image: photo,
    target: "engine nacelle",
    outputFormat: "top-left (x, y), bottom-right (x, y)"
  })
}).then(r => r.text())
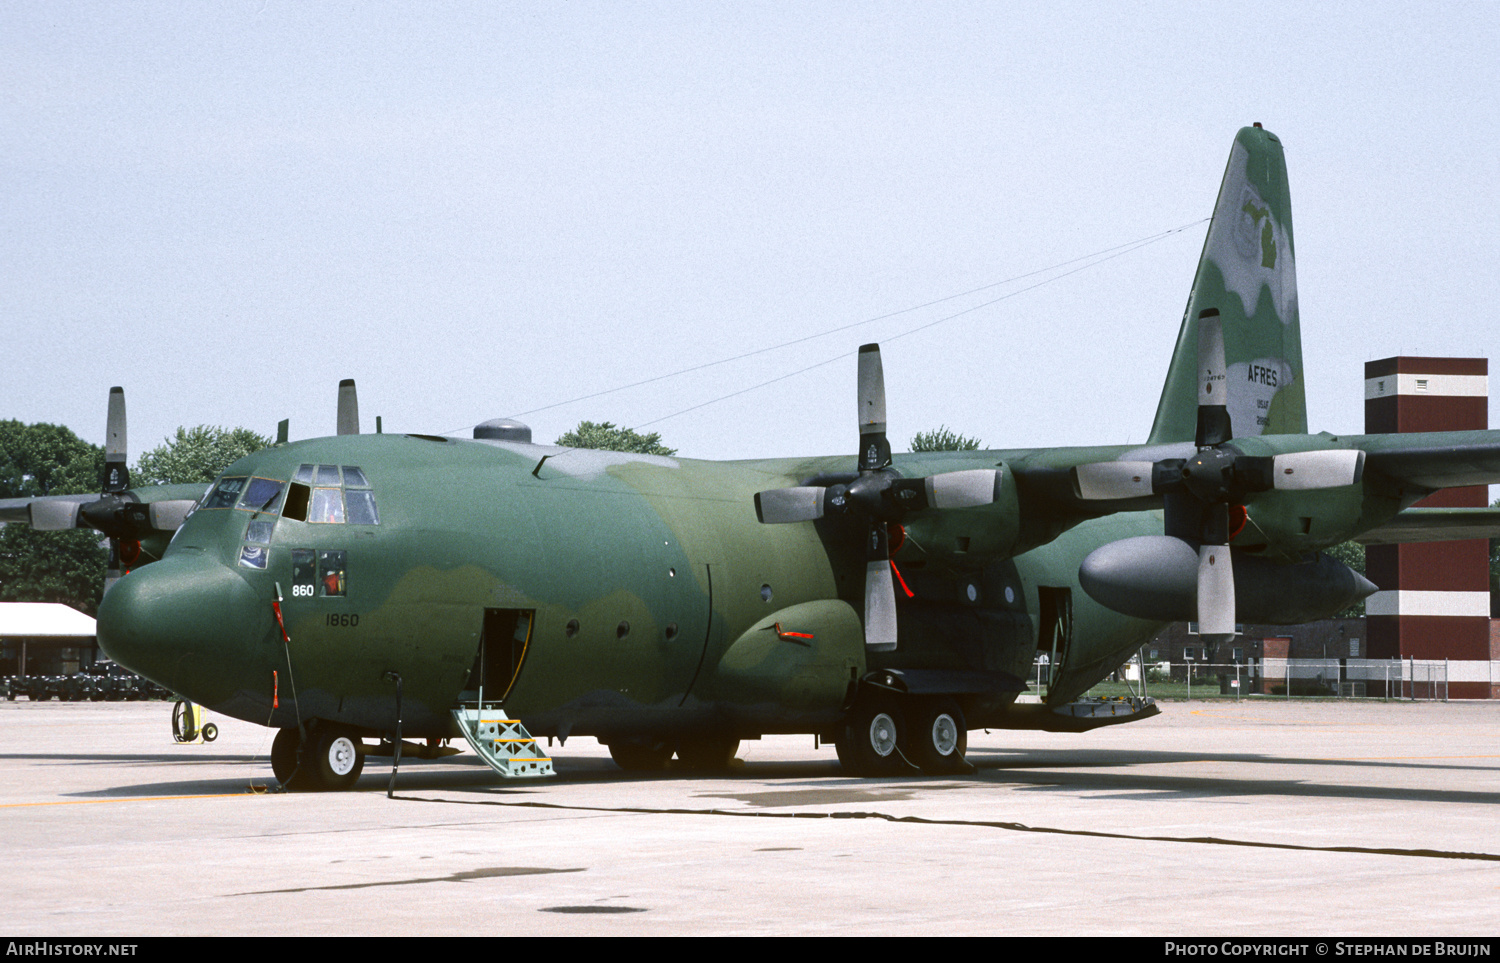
top-left (1079, 535), bottom-right (1377, 625)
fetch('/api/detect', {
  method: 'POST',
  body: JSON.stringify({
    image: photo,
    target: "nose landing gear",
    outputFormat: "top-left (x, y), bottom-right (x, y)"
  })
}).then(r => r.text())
top-left (271, 721), bottom-right (366, 791)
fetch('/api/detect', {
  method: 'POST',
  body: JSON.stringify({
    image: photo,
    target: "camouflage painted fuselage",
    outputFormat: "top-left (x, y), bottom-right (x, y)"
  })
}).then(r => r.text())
top-left (97, 433), bottom-right (1174, 742)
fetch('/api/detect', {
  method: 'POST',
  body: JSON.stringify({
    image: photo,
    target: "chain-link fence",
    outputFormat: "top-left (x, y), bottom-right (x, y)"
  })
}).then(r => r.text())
top-left (1051, 657), bottom-right (1494, 701)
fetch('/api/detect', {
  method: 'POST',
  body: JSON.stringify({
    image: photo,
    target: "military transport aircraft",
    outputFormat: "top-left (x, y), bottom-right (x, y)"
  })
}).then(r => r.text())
top-left (6, 125), bottom-right (1500, 790)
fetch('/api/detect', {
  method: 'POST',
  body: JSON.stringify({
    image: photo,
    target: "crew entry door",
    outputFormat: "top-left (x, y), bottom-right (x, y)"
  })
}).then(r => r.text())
top-left (463, 608), bottom-right (534, 706)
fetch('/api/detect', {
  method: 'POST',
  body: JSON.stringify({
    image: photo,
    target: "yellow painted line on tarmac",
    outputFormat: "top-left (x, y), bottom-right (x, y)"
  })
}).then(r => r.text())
top-left (0, 791), bottom-right (268, 809)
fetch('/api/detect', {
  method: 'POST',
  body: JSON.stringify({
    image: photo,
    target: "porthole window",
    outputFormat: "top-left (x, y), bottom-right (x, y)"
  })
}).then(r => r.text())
top-left (565, 619), bottom-right (580, 639)
top-left (665, 622), bottom-right (678, 641)
top-left (616, 621), bottom-right (631, 639)
top-left (760, 584), bottom-right (773, 603)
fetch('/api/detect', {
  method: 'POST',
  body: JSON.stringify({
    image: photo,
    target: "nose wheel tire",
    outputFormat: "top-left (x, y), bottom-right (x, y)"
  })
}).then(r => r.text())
top-left (834, 699), bottom-right (907, 776)
top-left (907, 698), bottom-right (969, 774)
top-left (271, 722), bottom-right (366, 791)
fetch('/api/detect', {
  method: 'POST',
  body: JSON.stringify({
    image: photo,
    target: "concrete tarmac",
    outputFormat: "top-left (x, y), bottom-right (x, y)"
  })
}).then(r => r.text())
top-left (3, 698), bottom-right (1500, 936)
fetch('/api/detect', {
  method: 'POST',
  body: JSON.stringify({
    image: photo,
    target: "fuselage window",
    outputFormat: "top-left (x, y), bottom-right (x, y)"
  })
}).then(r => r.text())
top-left (310, 488), bottom-right (345, 524)
top-left (202, 477), bottom-right (247, 509)
top-left (291, 549), bottom-right (316, 595)
top-left (238, 478), bottom-right (286, 514)
top-left (318, 550), bottom-right (347, 596)
top-left (345, 490), bottom-right (379, 525)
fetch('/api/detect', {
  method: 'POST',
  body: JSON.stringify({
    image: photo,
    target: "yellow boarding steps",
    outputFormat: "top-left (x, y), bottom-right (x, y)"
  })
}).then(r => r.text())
top-left (452, 707), bottom-right (555, 778)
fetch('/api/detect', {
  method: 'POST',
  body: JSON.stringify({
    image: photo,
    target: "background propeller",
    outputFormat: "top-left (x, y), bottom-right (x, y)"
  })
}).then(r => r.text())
top-left (0, 388), bottom-right (200, 595)
top-left (754, 344), bottom-right (1000, 652)
top-left (1071, 310), bottom-right (1364, 640)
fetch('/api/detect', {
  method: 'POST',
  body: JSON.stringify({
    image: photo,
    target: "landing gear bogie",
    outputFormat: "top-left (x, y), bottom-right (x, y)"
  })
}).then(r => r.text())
top-left (834, 693), bottom-right (971, 777)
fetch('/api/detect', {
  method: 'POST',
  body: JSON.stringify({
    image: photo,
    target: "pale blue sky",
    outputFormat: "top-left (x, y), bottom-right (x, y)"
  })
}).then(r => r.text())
top-left (3, 2), bottom-right (1497, 462)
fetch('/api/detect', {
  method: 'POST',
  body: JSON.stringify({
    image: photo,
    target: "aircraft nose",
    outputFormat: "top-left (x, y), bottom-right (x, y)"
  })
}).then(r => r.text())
top-left (97, 554), bottom-right (274, 707)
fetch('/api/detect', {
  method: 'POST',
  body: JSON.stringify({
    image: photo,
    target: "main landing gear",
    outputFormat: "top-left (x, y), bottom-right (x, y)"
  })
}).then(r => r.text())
top-left (272, 721), bottom-right (366, 791)
top-left (834, 693), bottom-right (971, 777)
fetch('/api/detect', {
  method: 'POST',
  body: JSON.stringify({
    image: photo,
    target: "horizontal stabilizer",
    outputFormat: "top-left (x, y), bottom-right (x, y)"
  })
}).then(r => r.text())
top-left (1357, 508), bottom-right (1500, 545)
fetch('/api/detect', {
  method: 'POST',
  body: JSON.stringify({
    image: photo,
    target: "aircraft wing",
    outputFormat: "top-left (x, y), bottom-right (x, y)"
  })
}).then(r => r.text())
top-left (1356, 507), bottom-right (1500, 545)
top-left (1357, 431), bottom-right (1500, 490)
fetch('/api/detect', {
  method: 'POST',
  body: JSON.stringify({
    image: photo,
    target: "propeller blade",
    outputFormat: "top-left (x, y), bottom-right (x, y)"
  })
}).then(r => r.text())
top-left (147, 500), bottom-right (198, 531)
top-left (104, 540), bottom-right (122, 598)
top-left (28, 499), bottom-right (85, 531)
top-left (1072, 461), bottom-right (1158, 500)
top-left (337, 379), bottom-right (360, 436)
top-left (864, 561), bottom-right (898, 652)
top-left (754, 487), bottom-right (827, 524)
top-left (1196, 543), bottom-right (1237, 640)
top-left (103, 387), bottom-right (129, 493)
top-left (862, 522), bottom-right (898, 651)
top-left (1195, 310), bottom-right (1231, 448)
top-left (1270, 449), bottom-right (1365, 490)
top-left (925, 469), bottom-right (1000, 509)
top-left (857, 344), bottom-right (890, 472)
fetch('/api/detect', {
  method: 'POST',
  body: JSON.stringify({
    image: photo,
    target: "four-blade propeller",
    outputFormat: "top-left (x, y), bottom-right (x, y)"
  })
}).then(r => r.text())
top-left (1070, 311), bottom-right (1364, 639)
top-left (754, 344), bottom-right (999, 651)
top-left (1, 388), bottom-right (200, 592)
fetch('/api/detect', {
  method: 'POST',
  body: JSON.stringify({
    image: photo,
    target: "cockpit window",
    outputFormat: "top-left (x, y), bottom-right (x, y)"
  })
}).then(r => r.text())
top-left (345, 490), bottom-right (379, 525)
top-left (202, 477), bottom-right (247, 509)
top-left (309, 488), bottom-right (345, 524)
top-left (280, 466), bottom-right (378, 525)
top-left (237, 478), bottom-right (285, 514)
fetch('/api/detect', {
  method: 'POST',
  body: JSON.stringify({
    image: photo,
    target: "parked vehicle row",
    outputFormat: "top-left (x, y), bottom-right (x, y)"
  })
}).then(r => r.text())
top-left (3, 664), bottom-right (172, 702)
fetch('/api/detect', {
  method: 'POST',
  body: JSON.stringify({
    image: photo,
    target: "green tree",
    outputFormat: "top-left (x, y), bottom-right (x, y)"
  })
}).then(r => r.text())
top-left (133, 426), bottom-right (273, 485)
top-left (1326, 539), bottom-right (1367, 618)
top-left (555, 421), bottom-right (676, 456)
top-left (1491, 498), bottom-right (1500, 618)
top-left (910, 426), bottom-right (983, 452)
top-left (0, 420), bottom-right (104, 497)
top-left (0, 421), bottom-right (107, 615)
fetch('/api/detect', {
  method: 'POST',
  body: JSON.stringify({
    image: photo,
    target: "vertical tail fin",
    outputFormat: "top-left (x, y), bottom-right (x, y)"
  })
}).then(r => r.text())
top-left (1148, 126), bottom-right (1307, 444)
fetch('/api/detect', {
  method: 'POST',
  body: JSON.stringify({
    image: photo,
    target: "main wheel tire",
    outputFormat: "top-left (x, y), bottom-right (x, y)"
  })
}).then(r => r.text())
top-left (834, 700), bottom-right (906, 776)
top-left (907, 697), bottom-right (969, 774)
top-left (608, 739), bottom-right (674, 771)
top-left (675, 736), bottom-right (741, 771)
top-left (307, 723), bottom-right (364, 791)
